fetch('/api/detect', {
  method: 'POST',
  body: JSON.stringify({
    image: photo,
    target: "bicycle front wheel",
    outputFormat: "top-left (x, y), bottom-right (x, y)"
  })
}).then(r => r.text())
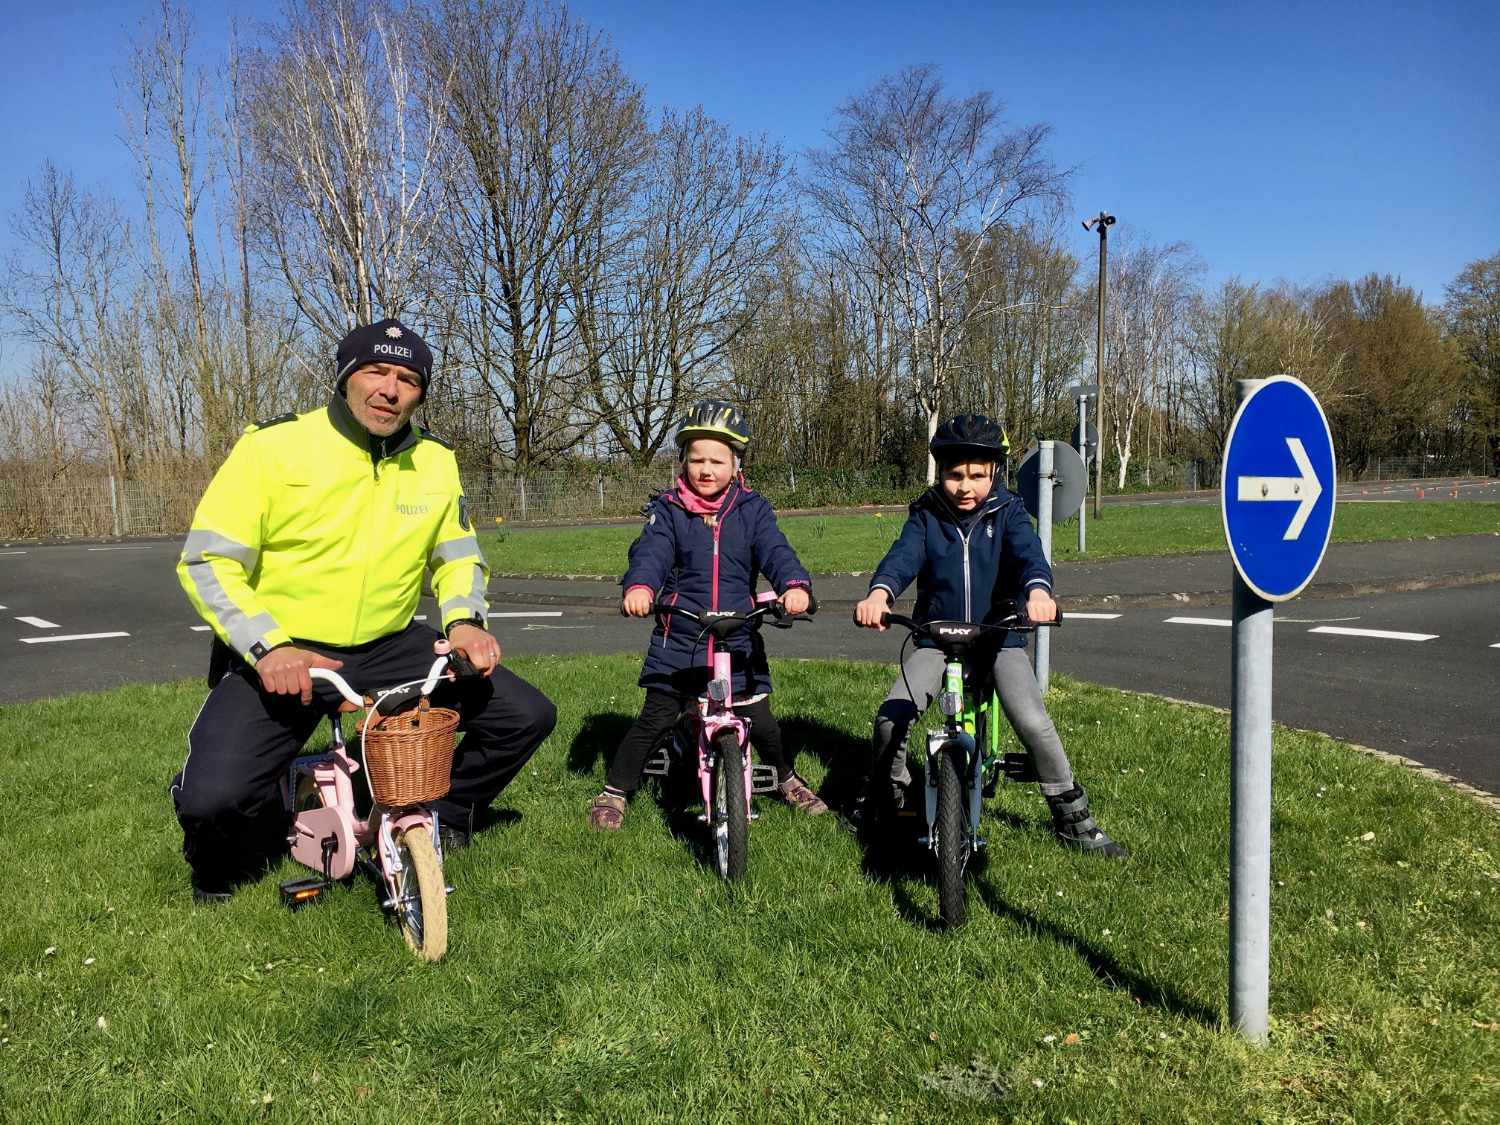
top-left (394, 824), bottom-right (448, 962)
top-left (710, 730), bottom-right (749, 881)
top-left (934, 744), bottom-right (969, 930)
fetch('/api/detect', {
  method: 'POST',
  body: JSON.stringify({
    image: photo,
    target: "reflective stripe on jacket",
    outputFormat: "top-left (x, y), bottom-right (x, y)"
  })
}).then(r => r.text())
top-left (177, 395), bottom-right (487, 663)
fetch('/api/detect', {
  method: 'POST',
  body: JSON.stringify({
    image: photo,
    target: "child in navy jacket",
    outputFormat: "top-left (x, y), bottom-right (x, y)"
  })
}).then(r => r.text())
top-left (588, 401), bottom-right (825, 830)
top-left (853, 414), bottom-right (1127, 857)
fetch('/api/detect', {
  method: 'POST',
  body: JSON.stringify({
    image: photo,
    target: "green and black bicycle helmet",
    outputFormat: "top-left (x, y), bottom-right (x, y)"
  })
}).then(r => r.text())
top-left (930, 413), bottom-right (1010, 464)
top-left (675, 399), bottom-right (751, 458)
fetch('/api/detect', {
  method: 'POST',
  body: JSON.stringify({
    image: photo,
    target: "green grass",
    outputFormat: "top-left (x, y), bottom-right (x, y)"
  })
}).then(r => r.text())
top-left (2, 657), bottom-right (1497, 1121)
top-left (480, 501), bottom-right (1500, 576)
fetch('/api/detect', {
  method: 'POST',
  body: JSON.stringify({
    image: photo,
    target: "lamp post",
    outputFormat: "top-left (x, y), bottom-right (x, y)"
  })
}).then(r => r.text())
top-left (1082, 211), bottom-right (1115, 519)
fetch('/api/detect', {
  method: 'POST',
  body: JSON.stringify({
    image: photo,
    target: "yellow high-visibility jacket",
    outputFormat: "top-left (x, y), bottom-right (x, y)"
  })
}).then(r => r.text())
top-left (178, 397), bottom-right (488, 663)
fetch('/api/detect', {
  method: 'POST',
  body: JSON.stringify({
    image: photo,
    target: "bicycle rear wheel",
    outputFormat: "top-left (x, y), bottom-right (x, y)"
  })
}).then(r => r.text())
top-left (934, 744), bottom-right (969, 930)
top-left (393, 824), bottom-right (448, 962)
top-left (710, 730), bottom-right (749, 881)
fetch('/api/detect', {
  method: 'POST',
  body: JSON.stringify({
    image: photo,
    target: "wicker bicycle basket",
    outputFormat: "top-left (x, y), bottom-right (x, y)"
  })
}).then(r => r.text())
top-left (361, 700), bottom-right (460, 806)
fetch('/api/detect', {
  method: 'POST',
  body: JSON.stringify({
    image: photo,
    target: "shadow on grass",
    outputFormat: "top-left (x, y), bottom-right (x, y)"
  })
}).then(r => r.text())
top-left (566, 711), bottom-right (634, 776)
top-left (971, 877), bottom-right (1219, 1026)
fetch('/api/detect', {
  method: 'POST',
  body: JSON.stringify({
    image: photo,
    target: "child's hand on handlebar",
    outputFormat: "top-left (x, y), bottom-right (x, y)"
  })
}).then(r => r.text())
top-left (622, 587), bottom-right (654, 617)
top-left (257, 647), bottom-right (345, 706)
top-left (854, 592), bottom-right (891, 630)
top-left (1026, 587), bottom-right (1058, 624)
top-left (447, 622), bottom-right (501, 676)
top-left (780, 587), bottom-right (811, 616)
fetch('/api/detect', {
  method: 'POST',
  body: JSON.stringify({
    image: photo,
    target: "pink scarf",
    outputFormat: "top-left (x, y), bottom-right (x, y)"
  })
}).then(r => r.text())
top-left (675, 474), bottom-right (731, 516)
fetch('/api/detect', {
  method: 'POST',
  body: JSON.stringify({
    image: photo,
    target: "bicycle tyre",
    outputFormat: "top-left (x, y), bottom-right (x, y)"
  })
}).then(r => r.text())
top-left (935, 744), bottom-right (968, 930)
top-left (394, 824), bottom-right (448, 962)
top-left (711, 730), bottom-right (749, 881)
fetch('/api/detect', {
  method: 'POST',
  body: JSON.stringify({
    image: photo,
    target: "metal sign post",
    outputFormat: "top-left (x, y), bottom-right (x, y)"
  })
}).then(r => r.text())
top-left (1070, 384), bottom-right (1098, 554)
top-left (1033, 442), bottom-right (1054, 691)
top-left (1221, 375), bottom-right (1337, 1044)
top-left (1016, 440), bottom-right (1085, 694)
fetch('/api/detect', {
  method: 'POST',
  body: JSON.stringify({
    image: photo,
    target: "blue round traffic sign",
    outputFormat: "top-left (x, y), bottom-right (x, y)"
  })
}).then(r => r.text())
top-left (1220, 376), bottom-right (1337, 601)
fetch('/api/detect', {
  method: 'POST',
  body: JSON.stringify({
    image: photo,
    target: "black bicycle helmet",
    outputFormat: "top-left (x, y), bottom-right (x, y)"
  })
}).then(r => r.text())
top-left (675, 399), bottom-right (751, 457)
top-left (929, 413), bottom-right (1010, 463)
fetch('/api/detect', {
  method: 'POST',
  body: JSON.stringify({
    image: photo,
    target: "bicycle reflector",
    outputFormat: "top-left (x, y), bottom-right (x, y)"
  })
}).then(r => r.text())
top-left (939, 690), bottom-right (963, 717)
top-left (707, 679), bottom-right (730, 704)
top-left (279, 876), bottom-right (330, 910)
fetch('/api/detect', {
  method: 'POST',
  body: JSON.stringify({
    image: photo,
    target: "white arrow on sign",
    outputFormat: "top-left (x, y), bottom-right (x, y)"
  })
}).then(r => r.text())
top-left (1236, 437), bottom-right (1323, 540)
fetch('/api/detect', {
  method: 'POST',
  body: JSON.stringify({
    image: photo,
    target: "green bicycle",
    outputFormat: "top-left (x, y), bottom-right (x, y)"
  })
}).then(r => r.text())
top-left (879, 604), bottom-right (1061, 929)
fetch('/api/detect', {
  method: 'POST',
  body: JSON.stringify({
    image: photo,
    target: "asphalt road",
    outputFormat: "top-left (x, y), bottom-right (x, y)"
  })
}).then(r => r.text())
top-left (2, 540), bottom-right (1495, 795)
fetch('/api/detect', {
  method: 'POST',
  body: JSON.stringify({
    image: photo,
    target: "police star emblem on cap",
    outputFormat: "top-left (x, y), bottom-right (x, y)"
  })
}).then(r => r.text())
top-left (385, 325), bottom-right (403, 338)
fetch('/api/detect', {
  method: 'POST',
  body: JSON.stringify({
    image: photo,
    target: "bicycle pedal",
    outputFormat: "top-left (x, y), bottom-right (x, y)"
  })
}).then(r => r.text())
top-left (750, 764), bottom-right (778, 794)
top-left (1001, 752), bottom-right (1039, 782)
top-left (279, 876), bottom-right (332, 910)
top-left (642, 749), bottom-right (671, 778)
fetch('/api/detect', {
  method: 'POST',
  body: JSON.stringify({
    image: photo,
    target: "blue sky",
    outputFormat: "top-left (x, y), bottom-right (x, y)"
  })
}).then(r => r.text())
top-left (3, 0), bottom-right (1495, 308)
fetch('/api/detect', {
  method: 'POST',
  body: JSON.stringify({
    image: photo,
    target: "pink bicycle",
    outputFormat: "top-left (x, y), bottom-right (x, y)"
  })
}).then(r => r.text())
top-left (278, 641), bottom-right (474, 962)
top-left (641, 593), bottom-right (816, 880)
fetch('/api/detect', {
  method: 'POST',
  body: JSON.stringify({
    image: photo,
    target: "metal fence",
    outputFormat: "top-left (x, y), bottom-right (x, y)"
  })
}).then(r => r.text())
top-left (1, 456), bottom-right (1488, 542)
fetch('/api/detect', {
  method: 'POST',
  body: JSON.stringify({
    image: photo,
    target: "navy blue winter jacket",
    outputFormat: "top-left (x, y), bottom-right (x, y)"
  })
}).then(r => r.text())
top-left (869, 486), bottom-right (1053, 649)
top-left (622, 479), bottom-right (811, 696)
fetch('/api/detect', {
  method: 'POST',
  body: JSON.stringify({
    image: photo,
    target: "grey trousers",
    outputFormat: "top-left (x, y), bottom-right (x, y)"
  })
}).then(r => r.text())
top-left (872, 646), bottom-right (1074, 799)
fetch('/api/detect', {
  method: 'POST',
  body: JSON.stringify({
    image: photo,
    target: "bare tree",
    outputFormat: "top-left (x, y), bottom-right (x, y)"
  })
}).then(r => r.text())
top-left (805, 66), bottom-right (1069, 480)
top-left (243, 0), bottom-right (444, 342)
top-left (1444, 251), bottom-right (1500, 473)
top-left (422, 0), bottom-right (646, 469)
top-left (575, 106), bottom-right (789, 466)
top-left (1097, 236), bottom-right (1199, 488)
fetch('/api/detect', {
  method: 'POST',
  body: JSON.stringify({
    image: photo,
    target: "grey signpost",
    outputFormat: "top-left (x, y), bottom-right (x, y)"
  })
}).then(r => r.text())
top-left (1016, 440), bottom-right (1087, 695)
top-left (1070, 384), bottom-right (1098, 554)
top-left (1221, 375), bottom-right (1336, 1043)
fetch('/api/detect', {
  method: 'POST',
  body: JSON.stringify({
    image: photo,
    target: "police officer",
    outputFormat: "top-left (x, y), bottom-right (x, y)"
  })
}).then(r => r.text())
top-left (174, 318), bottom-right (556, 902)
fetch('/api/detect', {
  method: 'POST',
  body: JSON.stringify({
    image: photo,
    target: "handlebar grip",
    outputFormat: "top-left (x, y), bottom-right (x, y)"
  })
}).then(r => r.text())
top-left (308, 666), bottom-right (364, 709)
top-left (447, 649), bottom-right (480, 677)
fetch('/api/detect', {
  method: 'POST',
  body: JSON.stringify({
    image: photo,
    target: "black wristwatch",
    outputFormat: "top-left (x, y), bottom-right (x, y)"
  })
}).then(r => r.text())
top-left (445, 616), bottom-right (485, 638)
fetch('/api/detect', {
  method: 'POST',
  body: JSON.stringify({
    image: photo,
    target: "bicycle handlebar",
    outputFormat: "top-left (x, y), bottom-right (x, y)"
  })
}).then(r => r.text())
top-left (648, 594), bottom-right (819, 637)
top-left (308, 643), bottom-right (476, 714)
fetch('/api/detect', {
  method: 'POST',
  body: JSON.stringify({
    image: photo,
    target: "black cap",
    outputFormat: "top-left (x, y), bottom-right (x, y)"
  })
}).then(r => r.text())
top-left (335, 319), bottom-right (433, 399)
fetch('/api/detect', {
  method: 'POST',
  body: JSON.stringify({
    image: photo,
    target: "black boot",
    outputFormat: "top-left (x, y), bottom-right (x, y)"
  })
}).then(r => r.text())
top-left (1046, 784), bottom-right (1129, 859)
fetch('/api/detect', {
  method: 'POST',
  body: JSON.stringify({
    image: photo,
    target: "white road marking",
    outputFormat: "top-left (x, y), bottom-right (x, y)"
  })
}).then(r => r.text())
top-left (488, 611), bottom-right (564, 618)
top-left (21, 632), bottom-right (131, 644)
top-left (1308, 626), bottom-right (1437, 642)
top-left (1067, 612), bottom-right (1122, 620)
top-left (0, 550), bottom-right (25, 556)
top-left (414, 614), bottom-right (426, 620)
top-left (190, 625), bottom-right (211, 632)
top-left (16, 616), bottom-right (58, 629)
top-left (520, 623), bottom-right (594, 631)
top-left (87, 545), bottom-right (153, 551)
top-left (1278, 615), bottom-right (1360, 624)
top-left (1165, 616), bottom-right (1232, 627)
top-left (1492, 643), bottom-right (1500, 649)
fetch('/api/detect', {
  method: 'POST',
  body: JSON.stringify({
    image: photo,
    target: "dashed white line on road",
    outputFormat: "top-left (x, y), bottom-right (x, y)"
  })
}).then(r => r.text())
top-left (488, 611), bottom-right (565, 618)
top-left (190, 625), bottom-right (211, 632)
top-left (87, 545), bottom-right (153, 551)
top-left (0, 550), bottom-right (25, 556)
top-left (21, 632), bottom-right (130, 644)
top-left (1308, 626), bottom-right (1438, 642)
top-left (16, 616), bottom-right (58, 629)
top-left (1165, 616), bottom-right (1232, 627)
top-left (1068, 613), bottom-right (1123, 620)
top-left (1489, 643), bottom-right (1499, 649)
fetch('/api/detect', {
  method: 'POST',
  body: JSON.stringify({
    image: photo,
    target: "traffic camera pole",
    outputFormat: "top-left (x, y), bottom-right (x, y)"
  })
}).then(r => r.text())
top-left (1230, 378), bottom-right (1273, 1044)
top-left (1034, 441), bottom-right (1054, 693)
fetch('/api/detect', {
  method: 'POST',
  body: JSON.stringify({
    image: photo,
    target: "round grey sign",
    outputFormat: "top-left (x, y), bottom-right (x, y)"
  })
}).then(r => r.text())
top-left (1016, 441), bottom-right (1087, 522)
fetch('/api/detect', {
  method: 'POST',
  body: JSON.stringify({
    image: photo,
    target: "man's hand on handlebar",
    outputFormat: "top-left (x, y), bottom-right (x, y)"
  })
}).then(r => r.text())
top-left (1025, 587), bottom-right (1058, 625)
top-left (258, 647), bottom-right (345, 706)
top-left (853, 590), bottom-right (891, 630)
top-left (780, 587), bottom-right (811, 616)
top-left (622, 587), bottom-right (654, 617)
top-left (448, 622), bottom-right (501, 676)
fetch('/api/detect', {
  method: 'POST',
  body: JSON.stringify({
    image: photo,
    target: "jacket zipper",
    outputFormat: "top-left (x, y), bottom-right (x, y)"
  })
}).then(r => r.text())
top-left (351, 448), bottom-right (383, 642)
top-left (705, 485), bottom-right (738, 666)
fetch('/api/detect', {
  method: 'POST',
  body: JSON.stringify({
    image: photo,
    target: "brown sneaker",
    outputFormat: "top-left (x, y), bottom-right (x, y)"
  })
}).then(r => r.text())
top-left (778, 774), bottom-right (829, 816)
top-left (588, 791), bottom-right (627, 831)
